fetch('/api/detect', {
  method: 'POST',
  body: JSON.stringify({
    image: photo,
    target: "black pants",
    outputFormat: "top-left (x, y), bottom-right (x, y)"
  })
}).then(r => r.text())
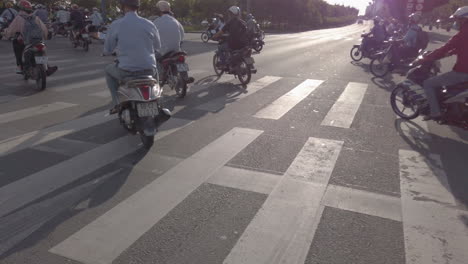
top-left (12, 39), bottom-right (25, 67)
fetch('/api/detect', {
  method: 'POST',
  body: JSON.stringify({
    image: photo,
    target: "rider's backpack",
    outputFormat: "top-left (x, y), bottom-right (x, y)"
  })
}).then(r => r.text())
top-left (22, 15), bottom-right (43, 44)
top-left (416, 29), bottom-right (429, 51)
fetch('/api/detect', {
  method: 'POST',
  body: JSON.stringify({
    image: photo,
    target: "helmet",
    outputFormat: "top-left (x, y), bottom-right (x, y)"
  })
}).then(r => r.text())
top-left (71, 4), bottom-right (78, 9)
top-left (450, 6), bottom-right (468, 20)
top-left (119, 0), bottom-right (140, 8)
top-left (373, 16), bottom-right (380, 23)
top-left (18, 0), bottom-right (33, 13)
top-left (228, 6), bottom-right (240, 16)
top-left (409, 13), bottom-right (421, 23)
top-left (246, 13), bottom-right (253, 20)
top-left (157, 1), bottom-right (171, 12)
top-left (93, 7), bottom-right (98, 11)
top-left (85, 8), bottom-right (89, 12)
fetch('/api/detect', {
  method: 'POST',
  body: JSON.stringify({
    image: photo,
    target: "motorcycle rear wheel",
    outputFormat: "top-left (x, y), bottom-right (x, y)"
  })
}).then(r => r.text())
top-left (390, 85), bottom-right (419, 120)
top-left (140, 134), bottom-right (154, 149)
top-left (370, 58), bottom-right (390, 78)
top-left (253, 41), bottom-right (263, 52)
top-left (84, 40), bottom-right (89, 52)
top-left (175, 72), bottom-right (188, 98)
top-left (237, 59), bottom-right (252, 86)
top-left (213, 54), bottom-right (224, 76)
top-left (201, 32), bottom-right (209, 43)
top-left (35, 65), bottom-right (47, 91)
top-left (350, 46), bottom-right (363, 61)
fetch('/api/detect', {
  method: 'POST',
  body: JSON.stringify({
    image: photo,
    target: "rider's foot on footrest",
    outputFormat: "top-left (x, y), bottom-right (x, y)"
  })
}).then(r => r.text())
top-left (109, 106), bottom-right (119, 115)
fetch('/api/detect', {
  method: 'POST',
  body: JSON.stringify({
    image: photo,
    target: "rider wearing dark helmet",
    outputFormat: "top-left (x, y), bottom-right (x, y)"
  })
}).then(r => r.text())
top-left (362, 16), bottom-right (387, 53)
top-left (103, 0), bottom-right (162, 114)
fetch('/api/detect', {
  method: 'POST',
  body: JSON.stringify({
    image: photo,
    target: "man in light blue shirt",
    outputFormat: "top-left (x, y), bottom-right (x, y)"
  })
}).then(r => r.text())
top-left (104, 0), bottom-right (161, 114)
top-left (152, 1), bottom-right (184, 58)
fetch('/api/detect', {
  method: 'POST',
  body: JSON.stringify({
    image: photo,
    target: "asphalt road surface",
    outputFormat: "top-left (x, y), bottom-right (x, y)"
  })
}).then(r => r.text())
top-left (1, 22), bottom-right (467, 264)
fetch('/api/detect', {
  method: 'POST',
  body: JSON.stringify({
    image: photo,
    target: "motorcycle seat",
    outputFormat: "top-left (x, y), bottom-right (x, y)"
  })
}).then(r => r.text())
top-left (161, 51), bottom-right (187, 60)
top-left (121, 75), bottom-right (156, 86)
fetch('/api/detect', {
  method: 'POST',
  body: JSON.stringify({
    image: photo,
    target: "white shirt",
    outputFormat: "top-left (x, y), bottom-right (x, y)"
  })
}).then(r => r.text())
top-left (153, 14), bottom-right (185, 57)
top-left (56, 10), bottom-right (70, 23)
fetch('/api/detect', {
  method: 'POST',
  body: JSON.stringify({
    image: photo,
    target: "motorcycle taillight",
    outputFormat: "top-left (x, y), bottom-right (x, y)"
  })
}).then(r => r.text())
top-left (139, 85), bottom-right (150, 100)
top-left (35, 43), bottom-right (46, 52)
top-left (177, 55), bottom-right (185, 63)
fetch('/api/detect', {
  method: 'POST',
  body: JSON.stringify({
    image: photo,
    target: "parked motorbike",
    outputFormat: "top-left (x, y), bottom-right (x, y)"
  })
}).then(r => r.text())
top-left (159, 51), bottom-right (195, 98)
top-left (21, 41), bottom-right (48, 91)
top-left (350, 34), bottom-right (386, 61)
top-left (213, 37), bottom-right (257, 85)
top-left (369, 39), bottom-right (419, 77)
top-left (390, 52), bottom-right (468, 130)
top-left (116, 74), bottom-right (172, 149)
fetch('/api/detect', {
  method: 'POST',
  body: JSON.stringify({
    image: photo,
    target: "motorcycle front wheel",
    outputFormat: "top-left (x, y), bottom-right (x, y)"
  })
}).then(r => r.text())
top-left (237, 59), bottom-right (252, 86)
top-left (201, 32), bottom-right (209, 43)
top-left (350, 46), bottom-right (363, 61)
top-left (253, 41), bottom-right (263, 52)
top-left (390, 85), bottom-right (419, 120)
top-left (370, 58), bottom-right (390, 78)
top-left (213, 54), bottom-right (224, 76)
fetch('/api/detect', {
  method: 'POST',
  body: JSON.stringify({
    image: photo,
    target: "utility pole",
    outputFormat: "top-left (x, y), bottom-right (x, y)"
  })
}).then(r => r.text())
top-left (246, 0), bottom-right (251, 14)
top-left (101, 0), bottom-right (106, 21)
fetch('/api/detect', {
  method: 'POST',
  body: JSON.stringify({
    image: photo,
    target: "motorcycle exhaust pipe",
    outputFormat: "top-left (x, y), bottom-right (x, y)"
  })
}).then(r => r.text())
top-left (141, 108), bottom-right (172, 136)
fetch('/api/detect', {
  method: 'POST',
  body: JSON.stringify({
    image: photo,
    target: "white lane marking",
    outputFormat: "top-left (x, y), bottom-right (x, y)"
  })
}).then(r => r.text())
top-left (224, 137), bottom-right (343, 264)
top-left (0, 102), bottom-right (77, 125)
top-left (399, 150), bottom-right (468, 264)
top-left (49, 127), bottom-right (263, 264)
top-left (321, 82), bottom-right (368, 128)
top-left (89, 90), bottom-right (110, 98)
top-left (0, 95), bottom-right (21, 104)
top-left (208, 167), bottom-right (402, 222)
top-left (254, 79), bottom-right (323, 120)
top-left (50, 78), bottom-right (105, 92)
top-left (196, 76), bottom-right (282, 112)
top-left (47, 69), bottom-right (103, 82)
top-left (207, 166), bottom-right (280, 195)
top-left (0, 117), bottom-right (193, 217)
top-left (321, 184), bottom-right (402, 222)
top-left (0, 111), bottom-right (113, 156)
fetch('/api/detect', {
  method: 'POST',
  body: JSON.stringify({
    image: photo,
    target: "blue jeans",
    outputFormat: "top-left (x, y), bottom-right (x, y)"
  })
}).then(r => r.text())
top-left (105, 64), bottom-right (155, 107)
top-left (423, 70), bottom-right (468, 117)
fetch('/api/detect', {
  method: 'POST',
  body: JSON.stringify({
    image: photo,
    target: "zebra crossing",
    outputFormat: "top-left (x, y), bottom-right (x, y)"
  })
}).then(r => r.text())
top-left (1, 70), bottom-right (466, 264)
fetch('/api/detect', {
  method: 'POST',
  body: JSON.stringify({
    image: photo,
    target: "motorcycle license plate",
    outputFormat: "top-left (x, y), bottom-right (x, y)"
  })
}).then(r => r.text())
top-left (137, 102), bottom-right (159, 117)
top-left (35, 56), bottom-right (48, 64)
top-left (176, 63), bottom-right (189, 72)
top-left (82, 34), bottom-right (89, 38)
top-left (244, 57), bottom-right (255, 64)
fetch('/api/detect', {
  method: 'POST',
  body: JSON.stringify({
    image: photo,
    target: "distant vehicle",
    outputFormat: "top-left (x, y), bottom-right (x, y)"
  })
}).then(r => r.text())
top-left (357, 19), bottom-right (363, 25)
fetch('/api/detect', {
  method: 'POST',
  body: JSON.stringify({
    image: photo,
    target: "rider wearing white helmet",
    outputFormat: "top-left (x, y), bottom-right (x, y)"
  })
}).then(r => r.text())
top-left (153, 0), bottom-right (184, 58)
top-left (421, 6), bottom-right (468, 120)
top-left (212, 6), bottom-right (248, 66)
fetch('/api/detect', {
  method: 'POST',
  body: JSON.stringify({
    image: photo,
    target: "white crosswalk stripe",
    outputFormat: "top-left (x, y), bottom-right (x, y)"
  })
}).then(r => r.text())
top-left (254, 79), bottom-right (323, 120)
top-left (321, 82), bottom-right (368, 128)
top-left (0, 102), bottom-right (77, 125)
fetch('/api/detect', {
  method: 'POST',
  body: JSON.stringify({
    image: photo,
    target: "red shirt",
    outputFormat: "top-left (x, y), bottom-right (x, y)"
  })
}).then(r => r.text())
top-left (425, 25), bottom-right (468, 73)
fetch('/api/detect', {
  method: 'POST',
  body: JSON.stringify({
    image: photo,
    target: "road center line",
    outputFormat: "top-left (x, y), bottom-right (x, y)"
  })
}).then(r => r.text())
top-left (49, 127), bottom-right (263, 264)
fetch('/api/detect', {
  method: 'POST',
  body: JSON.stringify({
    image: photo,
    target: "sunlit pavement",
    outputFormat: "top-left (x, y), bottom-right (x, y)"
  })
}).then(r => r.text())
top-left (1, 22), bottom-right (467, 264)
